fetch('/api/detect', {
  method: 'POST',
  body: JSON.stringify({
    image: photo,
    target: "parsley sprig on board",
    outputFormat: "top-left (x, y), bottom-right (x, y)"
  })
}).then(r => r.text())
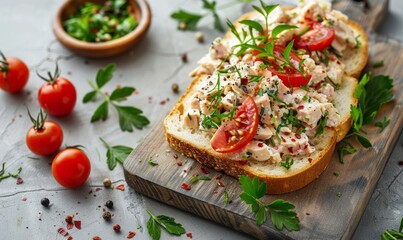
top-left (83, 64), bottom-right (150, 132)
top-left (239, 175), bottom-right (300, 230)
top-left (146, 209), bottom-right (186, 240)
top-left (337, 73), bottom-right (394, 162)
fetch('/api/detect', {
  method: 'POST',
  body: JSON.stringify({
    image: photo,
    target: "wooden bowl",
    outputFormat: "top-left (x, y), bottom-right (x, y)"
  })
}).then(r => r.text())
top-left (53, 0), bottom-right (151, 58)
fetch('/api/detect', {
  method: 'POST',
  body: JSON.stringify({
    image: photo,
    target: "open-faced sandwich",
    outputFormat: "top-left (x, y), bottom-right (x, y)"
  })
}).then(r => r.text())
top-left (164, 0), bottom-right (368, 194)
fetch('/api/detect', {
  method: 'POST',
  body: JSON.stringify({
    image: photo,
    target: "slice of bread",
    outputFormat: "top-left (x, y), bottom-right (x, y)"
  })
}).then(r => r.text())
top-left (164, 74), bottom-right (355, 194)
top-left (164, 4), bottom-right (366, 194)
top-left (340, 20), bottom-right (368, 78)
top-left (223, 9), bottom-right (368, 80)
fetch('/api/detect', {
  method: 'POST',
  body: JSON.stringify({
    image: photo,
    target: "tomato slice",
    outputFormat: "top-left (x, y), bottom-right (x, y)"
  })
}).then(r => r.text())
top-left (253, 45), bottom-right (311, 88)
top-left (211, 96), bottom-right (259, 153)
top-left (293, 22), bottom-right (335, 51)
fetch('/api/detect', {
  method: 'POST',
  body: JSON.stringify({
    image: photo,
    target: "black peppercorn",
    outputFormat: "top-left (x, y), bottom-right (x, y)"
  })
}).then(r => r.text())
top-left (103, 211), bottom-right (112, 221)
top-left (41, 198), bottom-right (50, 207)
top-left (172, 83), bottom-right (179, 93)
top-left (105, 200), bottom-right (114, 209)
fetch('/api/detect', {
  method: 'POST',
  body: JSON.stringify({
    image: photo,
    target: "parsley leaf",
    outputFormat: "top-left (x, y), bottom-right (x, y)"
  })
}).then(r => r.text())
top-left (83, 64), bottom-right (150, 132)
top-left (315, 110), bottom-right (328, 137)
top-left (344, 74), bottom-right (394, 149)
top-left (96, 63), bottom-right (116, 88)
top-left (224, 191), bottom-right (230, 206)
top-left (170, 10), bottom-right (203, 31)
top-left (146, 209), bottom-right (186, 240)
top-left (239, 176), bottom-right (300, 230)
top-left (148, 159), bottom-right (159, 166)
top-left (280, 157), bottom-right (294, 170)
top-left (375, 116), bottom-right (390, 132)
top-left (100, 137), bottom-right (133, 170)
top-left (268, 199), bottom-right (300, 231)
top-left (115, 105), bottom-right (150, 132)
top-left (189, 175), bottom-right (211, 184)
top-left (271, 25), bottom-right (298, 39)
top-left (202, 0), bottom-right (224, 32)
top-left (0, 162), bottom-right (5, 176)
top-left (337, 142), bottom-right (357, 164)
top-left (373, 60), bottom-right (384, 68)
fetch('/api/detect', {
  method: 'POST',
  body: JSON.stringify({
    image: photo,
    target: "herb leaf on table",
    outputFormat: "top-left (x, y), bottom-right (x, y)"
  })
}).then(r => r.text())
top-left (83, 64), bottom-right (150, 132)
top-left (99, 137), bottom-right (133, 170)
top-left (146, 209), bottom-right (186, 240)
top-left (239, 175), bottom-right (300, 230)
top-left (170, 0), bottom-right (253, 32)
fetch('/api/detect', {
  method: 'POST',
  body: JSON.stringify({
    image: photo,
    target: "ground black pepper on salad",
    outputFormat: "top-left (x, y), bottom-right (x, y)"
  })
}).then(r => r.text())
top-left (64, 0), bottom-right (138, 43)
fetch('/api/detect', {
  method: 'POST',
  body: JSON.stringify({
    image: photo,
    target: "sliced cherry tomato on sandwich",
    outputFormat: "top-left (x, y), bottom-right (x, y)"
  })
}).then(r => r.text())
top-left (293, 22), bottom-right (334, 51)
top-left (211, 96), bottom-right (259, 153)
top-left (253, 45), bottom-right (311, 88)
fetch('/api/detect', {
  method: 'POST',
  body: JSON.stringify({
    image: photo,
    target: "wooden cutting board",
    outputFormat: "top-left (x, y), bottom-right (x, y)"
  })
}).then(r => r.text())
top-left (124, 1), bottom-right (402, 239)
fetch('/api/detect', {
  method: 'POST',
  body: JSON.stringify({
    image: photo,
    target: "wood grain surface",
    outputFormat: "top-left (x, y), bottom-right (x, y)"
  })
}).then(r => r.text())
top-left (333, 0), bottom-right (388, 31)
top-left (124, 1), bottom-right (401, 239)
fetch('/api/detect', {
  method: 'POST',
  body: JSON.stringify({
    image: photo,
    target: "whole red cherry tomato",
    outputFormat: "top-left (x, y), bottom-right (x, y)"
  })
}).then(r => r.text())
top-left (26, 109), bottom-right (63, 156)
top-left (52, 148), bottom-right (91, 188)
top-left (37, 64), bottom-right (76, 116)
top-left (0, 51), bottom-right (29, 93)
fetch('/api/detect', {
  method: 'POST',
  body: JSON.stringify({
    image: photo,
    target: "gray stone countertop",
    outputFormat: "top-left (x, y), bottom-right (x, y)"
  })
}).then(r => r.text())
top-left (0, 0), bottom-right (401, 239)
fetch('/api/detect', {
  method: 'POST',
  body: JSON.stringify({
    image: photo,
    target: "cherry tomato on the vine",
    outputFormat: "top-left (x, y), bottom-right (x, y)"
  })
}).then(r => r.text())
top-left (52, 148), bottom-right (91, 188)
top-left (0, 51), bottom-right (29, 93)
top-left (26, 109), bottom-right (63, 156)
top-left (37, 64), bottom-right (76, 116)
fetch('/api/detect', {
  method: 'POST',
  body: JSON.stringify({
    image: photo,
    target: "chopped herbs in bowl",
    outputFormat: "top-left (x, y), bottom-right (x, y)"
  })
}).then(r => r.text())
top-left (64, 0), bottom-right (138, 43)
top-left (53, 0), bottom-right (151, 57)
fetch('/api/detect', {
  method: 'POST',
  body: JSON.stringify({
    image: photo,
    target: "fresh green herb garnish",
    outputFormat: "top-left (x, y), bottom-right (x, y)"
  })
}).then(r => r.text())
top-left (171, 0), bottom-right (253, 32)
top-left (373, 60), bottom-right (384, 68)
top-left (338, 73), bottom-right (394, 163)
top-left (381, 218), bottom-right (403, 240)
top-left (315, 110), bottom-right (328, 137)
top-left (297, 25), bottom-right (311, 36)
top-left (146, 209), bottom-right (186, 240)
top-left (337, 142), bottom-right (357, 164)
top-left (280, 157), bottom-right (294, 170)
top-left (0, 163), bottom-right (22, 183)
top-left (83, 64), bottom-right (150, 132)
top-left (189, 175), bottom-right (211, 184)
top-left (99, 137), bottom-right (133, 170)
top-left (354, 35), bottom-right (362, 48)
top-left (336, 192), bottom-right (342, 198)
top-left (239, 175), bottom-right (300, 230)
top-left (224, 190), bottom-right (230, 205)
top-left (375, 116), bottom-right (390, 132)
top-left (148, 159), bottom-right (159, 166)
top-left (333, 172), bottom-right (339, 177)
top-left (64, 0), bottom-right (138, 42)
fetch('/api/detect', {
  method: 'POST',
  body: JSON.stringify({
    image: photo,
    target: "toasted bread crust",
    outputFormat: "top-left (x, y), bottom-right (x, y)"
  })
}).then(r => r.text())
top-left (165, 126), bottom-right (337, 194)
